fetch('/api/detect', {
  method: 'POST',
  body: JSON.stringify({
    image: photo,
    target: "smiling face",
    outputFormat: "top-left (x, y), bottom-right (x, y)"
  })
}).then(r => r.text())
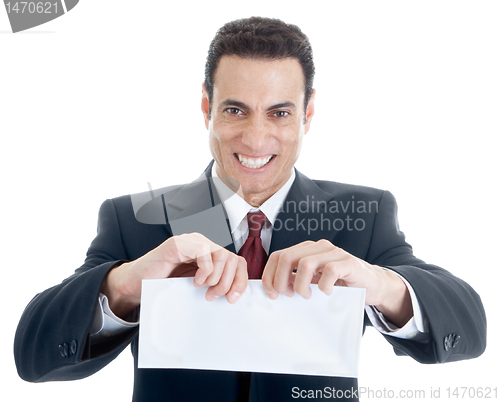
top-left (202, 56), bottom-right (315, 207)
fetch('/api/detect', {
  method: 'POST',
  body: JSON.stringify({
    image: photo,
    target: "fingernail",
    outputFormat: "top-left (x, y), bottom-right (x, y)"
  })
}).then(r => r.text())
top-left (195, 276), bottom-right (207, 285)
top-left (206, 294), bottom-right (219, 302)
top-left (267, 291), bottom-right (278, 300)
top-left (302, 290), bottom-right (312, 300)
top-left (229, 292), bottom-right (241, 303)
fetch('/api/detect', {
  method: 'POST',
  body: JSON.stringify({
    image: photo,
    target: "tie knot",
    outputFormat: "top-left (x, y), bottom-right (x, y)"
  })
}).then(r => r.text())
top-left (247, 211), bottom-right (266, 237)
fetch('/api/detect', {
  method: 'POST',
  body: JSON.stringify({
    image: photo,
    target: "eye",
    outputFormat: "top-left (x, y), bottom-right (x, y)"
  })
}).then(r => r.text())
top-left (225, 107), bottom-right (243, 115)
top-left (272, 110), bottom-right (290, 118)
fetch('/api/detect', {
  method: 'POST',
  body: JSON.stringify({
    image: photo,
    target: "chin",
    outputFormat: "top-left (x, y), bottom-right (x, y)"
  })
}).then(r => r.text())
top-left (242, 182), bottom-right (272, 195)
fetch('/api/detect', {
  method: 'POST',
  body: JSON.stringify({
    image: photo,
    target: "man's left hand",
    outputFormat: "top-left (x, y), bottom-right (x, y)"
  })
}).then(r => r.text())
top-left (261, 239), bottom-right (413, 327)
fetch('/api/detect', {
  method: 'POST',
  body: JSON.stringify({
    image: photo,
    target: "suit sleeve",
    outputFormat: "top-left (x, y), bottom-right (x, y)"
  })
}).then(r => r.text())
top-left (365, 190), bottom-right (487, 364)
top-left (14, 199), bottom-right (138, 382)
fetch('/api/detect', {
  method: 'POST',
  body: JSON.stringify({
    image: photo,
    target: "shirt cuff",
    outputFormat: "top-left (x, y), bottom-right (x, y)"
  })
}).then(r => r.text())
top-left (365, 272), bottom-right (429, 341)
top-left (90, 293), bottom-right (139, 344)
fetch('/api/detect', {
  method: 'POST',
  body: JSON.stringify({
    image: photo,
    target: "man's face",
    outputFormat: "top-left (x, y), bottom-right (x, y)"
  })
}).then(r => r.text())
top-left (202, 56), bottom-right (315, 207)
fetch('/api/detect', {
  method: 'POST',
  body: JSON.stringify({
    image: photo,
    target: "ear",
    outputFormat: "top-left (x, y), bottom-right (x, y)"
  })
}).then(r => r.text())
top-left (201, 83), bottom-right (210, 129)
top-left (304, 89), bottom-right (316, 134)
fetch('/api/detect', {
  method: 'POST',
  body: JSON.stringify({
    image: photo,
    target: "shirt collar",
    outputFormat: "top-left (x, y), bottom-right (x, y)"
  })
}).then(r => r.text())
top-left (211, 163), bottom-right (296, 233)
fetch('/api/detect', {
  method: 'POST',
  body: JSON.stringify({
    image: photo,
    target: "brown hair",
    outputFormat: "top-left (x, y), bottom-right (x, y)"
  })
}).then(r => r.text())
top-left (204, 17), bottom-right (315, 117)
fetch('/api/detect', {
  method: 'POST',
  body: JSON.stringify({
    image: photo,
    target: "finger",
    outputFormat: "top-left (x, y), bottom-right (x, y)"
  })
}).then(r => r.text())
top-left (261, 250), bottom-right (282, 299)
top-left (192, 242), bottom-right (215, 285)
top-left (293, 251), bottom-right (342, 299)
top-left (171, 233), bottom-right (223, 285)
top-left (273, 241), bottom-right (327, 297)
top-left (273, 251), bottom-right (295, 298)
top-left (204, 252), bottom-right (238, 301)
top-left (292, 258), bottom-right (317, 299)
top-left (226, 256), bottom-right (248, 304)
top-left (317, 260), bottom-right (352, 295)
top-left (199, 247), bottom-right (229, 287)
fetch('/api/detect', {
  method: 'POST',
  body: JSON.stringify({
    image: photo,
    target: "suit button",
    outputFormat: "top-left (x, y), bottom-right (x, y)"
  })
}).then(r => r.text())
top-left (444, 333), bottom-right (459, 351)
top-left (70, 340), bottom-right (77, 356)
top-left (59, 343), bottom-right (68, 358)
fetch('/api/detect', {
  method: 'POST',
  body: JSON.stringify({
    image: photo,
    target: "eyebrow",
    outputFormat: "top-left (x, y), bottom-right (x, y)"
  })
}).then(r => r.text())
top-left (220, 99), bottom-right (297, 112)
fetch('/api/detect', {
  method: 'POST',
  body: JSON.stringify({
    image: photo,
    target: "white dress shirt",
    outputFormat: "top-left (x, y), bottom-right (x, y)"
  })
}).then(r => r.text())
top-left (90, 166), bottom-right (428, 343)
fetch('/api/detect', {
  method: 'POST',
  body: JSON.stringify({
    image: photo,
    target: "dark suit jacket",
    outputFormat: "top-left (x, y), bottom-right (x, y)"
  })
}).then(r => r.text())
top-left (14, 161), bottom-right (486, 401)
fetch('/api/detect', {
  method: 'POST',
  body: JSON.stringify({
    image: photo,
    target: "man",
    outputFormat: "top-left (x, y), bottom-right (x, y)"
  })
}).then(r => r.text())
top-left (15, 17), bottom-right (486, 402)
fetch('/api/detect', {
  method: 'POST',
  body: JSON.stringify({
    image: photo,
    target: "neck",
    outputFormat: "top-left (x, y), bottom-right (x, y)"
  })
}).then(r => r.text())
top-left (242, 191), bottom-right (273, 208)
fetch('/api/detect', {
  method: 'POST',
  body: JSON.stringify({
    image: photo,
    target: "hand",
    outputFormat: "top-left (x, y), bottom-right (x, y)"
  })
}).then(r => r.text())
top-left (261, 239), bottom-right (413, 327)
top-left (102, 233), bottom-right (248, 319)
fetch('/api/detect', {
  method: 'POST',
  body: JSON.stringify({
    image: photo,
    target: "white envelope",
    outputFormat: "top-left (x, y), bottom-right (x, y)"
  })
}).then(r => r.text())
top-left (138, 278), bottom-right (365, 378)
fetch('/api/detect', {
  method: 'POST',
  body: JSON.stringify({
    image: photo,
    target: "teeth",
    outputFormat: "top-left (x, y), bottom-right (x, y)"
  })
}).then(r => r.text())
top-left (237, 154), bottom-right (273, 169)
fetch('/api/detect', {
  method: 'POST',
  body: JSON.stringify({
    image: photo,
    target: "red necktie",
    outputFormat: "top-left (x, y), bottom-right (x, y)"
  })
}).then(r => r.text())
top-left (238, 211), bottom-right (268, 279)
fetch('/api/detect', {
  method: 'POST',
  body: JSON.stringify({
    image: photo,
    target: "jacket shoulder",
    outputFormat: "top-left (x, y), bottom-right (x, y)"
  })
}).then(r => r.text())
top-left (311, 179), bottom-right (386, 200)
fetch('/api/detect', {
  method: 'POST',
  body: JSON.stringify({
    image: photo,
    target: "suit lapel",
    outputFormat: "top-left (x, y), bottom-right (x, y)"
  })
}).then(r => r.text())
top-left (164, 161), bottom-right (236, 254)
top-left (269, 169), bottom-right (338, 254)
top-left (160, 162), bottom-right (338, 256)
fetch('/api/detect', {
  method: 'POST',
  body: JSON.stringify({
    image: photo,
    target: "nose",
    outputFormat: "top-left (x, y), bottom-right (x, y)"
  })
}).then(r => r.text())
top-left (241, 115), bottom-right (271, 151)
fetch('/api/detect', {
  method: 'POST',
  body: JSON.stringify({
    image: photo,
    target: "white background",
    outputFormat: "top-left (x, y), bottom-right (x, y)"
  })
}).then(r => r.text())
top-left (1, 1), bottom-right (498, 401)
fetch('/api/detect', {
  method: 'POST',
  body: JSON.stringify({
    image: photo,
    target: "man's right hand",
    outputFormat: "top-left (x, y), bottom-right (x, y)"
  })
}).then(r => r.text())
top-left (101, 233), bottom-right (248, 319)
